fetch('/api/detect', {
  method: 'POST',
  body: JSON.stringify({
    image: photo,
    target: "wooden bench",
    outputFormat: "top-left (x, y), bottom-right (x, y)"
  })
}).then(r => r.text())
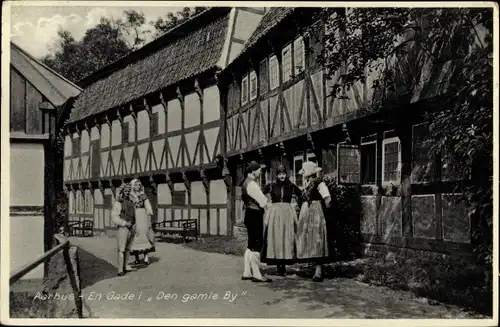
top-left (68, 218), bottom-right (94, 237)
top-left (152, 219), bottom-right (198, 243)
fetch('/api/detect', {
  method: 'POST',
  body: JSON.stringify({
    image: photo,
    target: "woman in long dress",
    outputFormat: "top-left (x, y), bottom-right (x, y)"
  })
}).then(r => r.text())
top-left (261, 165), bottom-right (302, 276)
top-left (295, 161), bottom-right (332, 282)
top-left (129, 178), bottom-right (156, 265)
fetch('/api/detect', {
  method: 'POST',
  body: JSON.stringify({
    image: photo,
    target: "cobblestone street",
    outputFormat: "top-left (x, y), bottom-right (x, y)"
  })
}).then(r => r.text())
top-left (68, 235), bottom-right (484, 319)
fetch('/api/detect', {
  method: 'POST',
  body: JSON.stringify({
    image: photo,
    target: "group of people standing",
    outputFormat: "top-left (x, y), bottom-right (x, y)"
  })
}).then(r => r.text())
top-left (241, 160), bottom-right (332, 283)
top-left (111, 179), bottom-right (156, 276)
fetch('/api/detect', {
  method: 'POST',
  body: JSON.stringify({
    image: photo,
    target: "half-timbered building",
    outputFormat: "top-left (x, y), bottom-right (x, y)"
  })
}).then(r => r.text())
top-left (62, 7), bottom-right (267, 236)
top-left (219, 8), bottom-right (472, 257)
top-left (10, 42), bottom-right (82, 278)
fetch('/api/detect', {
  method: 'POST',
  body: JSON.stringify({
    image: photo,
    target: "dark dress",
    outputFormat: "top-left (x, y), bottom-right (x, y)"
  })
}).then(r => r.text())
top-left (261, 179), bottom-right (302, 265)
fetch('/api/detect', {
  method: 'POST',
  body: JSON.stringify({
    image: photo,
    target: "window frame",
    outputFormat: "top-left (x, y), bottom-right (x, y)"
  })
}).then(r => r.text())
top-left (293, 152), bottom-right (305, 188)
top-left (281, 43), bottom-right (292, 82)
top-left (249, 70), bottom-right (258, 101)
top-left (360, 135), bottom-right (378, 185)
top-left (269, 55), bottom-right (279, 90)
top-left (382, 136), bottom-right (402, 185)
top-left (241, 74), bottom-right (249, 106)
top-left (293, 36), bottom-right (305, 75)
top-left (72, 136), bottom-right (80, 157)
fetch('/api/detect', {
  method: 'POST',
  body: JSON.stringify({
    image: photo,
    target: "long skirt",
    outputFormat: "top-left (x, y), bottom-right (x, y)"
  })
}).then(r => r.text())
top-left (244, 208), bottom-right (264, 252)
top-left (130, 208), bottom-right (155, 255)
top-left (262, 203), bottom-right (297, 265)
top-left (295, 200), bottom-right (329, 263)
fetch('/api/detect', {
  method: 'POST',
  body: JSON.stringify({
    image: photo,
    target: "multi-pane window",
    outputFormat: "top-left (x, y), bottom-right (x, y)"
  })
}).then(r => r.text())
top-left (259, 59), bottom-right (268, 94)
top-left (338, 145), bottom-right (361, 184)
top-left (293, 36), bottom-right (305, 74)
top-left (122, 122), bottom-right (129, 144)
top-left (382, 136), bottom-right (401, 183)
top-left (172, 191), bottom-right (186, 206)
top-left (72, 137), bottom-right (80, 156)
top-left (361, 135), bottom-right (377, 185)
top-left (150, 112), bottom-right (159, 136)
top-left (249, 70), bottom-right (258, 101)
top-left (269, 55), bottom-right (279, 90)
top-left (241, 74), bottom-right (249, 105)
top-left (282, 44), bottom-right (292, 82)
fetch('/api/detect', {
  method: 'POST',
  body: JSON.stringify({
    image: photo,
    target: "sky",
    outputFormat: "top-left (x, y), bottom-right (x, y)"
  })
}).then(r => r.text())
top-left (9, 3), bottom-right (184, 59)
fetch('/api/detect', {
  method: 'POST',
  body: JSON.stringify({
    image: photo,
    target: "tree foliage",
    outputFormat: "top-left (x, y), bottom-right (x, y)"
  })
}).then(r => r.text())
top-left (318, 8), bottom-right (493, 265)
top-left (42, 7), bottom-right (208, 83)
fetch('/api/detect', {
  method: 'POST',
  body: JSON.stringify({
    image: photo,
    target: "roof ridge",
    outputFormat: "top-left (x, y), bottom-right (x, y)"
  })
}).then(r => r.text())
top-left (10, 41), bottom-right (82, 91)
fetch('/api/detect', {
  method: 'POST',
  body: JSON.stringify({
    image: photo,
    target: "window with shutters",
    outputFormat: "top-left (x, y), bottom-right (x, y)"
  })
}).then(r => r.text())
top-left (382, 136), bottom-right (401, 184)
top-left (122, 122), bottom-right (129, 144)
top-left (282, 44), bottom-right (292, 82)
top-left (293, 36), bottom-right (305, 74)
top-left (361, 137), bottom-right (377, 185)
top-left (150, 112), bottom-right (159, 136)
top-left (241, 74), bottom-right (249, 105)
top-left (269, 55), bottom-right (279, 90)
top-left (249, 70), bottom-right (258, 101)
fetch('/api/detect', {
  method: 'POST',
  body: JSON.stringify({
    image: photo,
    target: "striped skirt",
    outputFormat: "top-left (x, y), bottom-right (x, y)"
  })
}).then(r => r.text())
top-left (262, 203), bottom-right (297, 264)
top-left (295, 200), bottom-right (329, 263)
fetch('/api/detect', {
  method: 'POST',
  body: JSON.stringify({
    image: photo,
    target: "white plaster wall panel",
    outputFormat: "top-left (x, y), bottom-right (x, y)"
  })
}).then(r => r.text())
top-left (168, 136), bottom-right (182, 167)
top-left (111, 150), bottom-right (121, 175)
top-left (167, 99), bottom-right (182, 132)
top-left (72, 158), bottom-right (79, 179)
top-left (81, 155), bottom-right (89, 178)
top-left (64, 135), bottom-right (72, 157)
top-left (111, 120), bottom-right (122, 146)
top-left (158, 208), bottom-right (165, 223)
top-left (165, 209), bottom-right (172, 221)
top-left (64, 159), bottom-right (71, 180)
top-left (137, 110), bottom-right (150, 141)
top-left (152, 104), bottom-right (166, 135)
top-left (91, 126), bottom-right (100, 141)
top-left (199, 209), bottom-right (208, 234)
top-left (191, 182), bottom-right (207, 205)
top-left (219, 209), bottom-right (228, 235)
top-left (204, 127), bottom-right (219, 163)
top-left (10, 216), bottom-right (45, 278)
top-left (123, 147), bottom-right (134, 175)
top-left (210, 209), bottom-right (218, 235)
top-left (183, 209), bottom-right (189, 219)
top-left (203, 85), bottom-right (221, 123)
top-left (158, 184), bottom-right (172, 205)
top-left (185, 131), bottom-right (199, 166)
top-left (209, 180), bottom-right (227, 204)
top-left (138, 143), bottom-right (149, 172)
top-left (184, 92), bottom-right (201, 129)
top-left (152, 140), bottom-right (164, 170)
top-left (81, 130), bottom-right (90, 153)
top-left (101, 124), bottom-right (110, 148)
top-left (228, 43), bottom-right (244, 66)
top-left (100, 151), bottom-right (109, 177)
top-left (94, 188), bottom-right (103, 204)
top-left (233, 10), bottom-right (262, 41)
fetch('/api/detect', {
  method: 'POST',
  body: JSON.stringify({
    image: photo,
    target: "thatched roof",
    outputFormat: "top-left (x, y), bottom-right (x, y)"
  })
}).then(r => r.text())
top-left (68, 7), bottom-right (231, 123)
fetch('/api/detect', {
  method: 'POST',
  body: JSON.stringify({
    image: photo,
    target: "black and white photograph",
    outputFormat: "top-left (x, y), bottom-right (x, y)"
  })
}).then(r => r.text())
top-left (1, 1), bottom-right (497, 325)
